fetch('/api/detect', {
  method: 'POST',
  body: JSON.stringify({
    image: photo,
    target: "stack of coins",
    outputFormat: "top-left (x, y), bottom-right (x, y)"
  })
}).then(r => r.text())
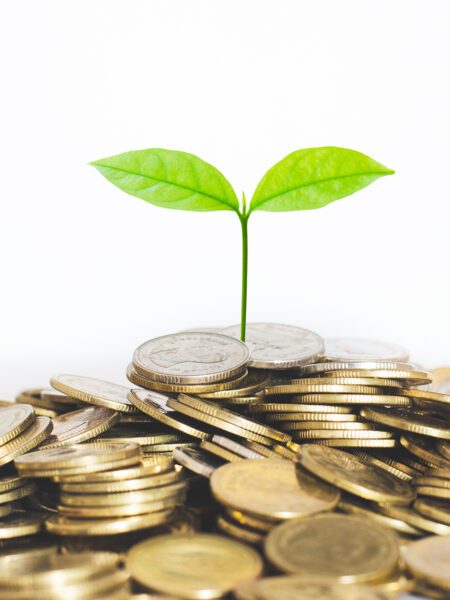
top-left (14, 388), bottom-right (81, 418)
top-left (0, 548), bottom-right (130, 599)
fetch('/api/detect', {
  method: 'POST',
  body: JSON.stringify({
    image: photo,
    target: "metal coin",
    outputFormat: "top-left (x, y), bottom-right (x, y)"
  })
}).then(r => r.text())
top-left (403, 536), bottom-right (450, 591)
top-left (324, 338), bottom-right (409, 362)
top-left (0, 404), bottom-right (35, 445)
top-left (173, 447), bottom-right (223, 478)
top-left (0, 417), bottom-right (53, 467)
top-left (361, 407), bottom-right (450, 439)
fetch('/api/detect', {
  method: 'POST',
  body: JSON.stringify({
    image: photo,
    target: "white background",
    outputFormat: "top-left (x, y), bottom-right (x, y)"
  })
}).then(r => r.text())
top-left (1, 0), bottom-right (449, 398)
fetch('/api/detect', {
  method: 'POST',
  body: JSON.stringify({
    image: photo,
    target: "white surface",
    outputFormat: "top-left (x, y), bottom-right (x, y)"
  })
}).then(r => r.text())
top-left (1, 0), bottom-right (449, 398)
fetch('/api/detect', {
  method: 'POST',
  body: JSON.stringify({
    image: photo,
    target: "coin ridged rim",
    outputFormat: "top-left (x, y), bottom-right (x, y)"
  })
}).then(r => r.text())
top-left (127, 364), bottom-right (249, 393)
top-left (264, 513), bottom-right (400, 582)
top-left (278, 421), bottom-right (367, 431)
top-left (293, 429), bottom-right (394, 439)
top-left (0, 482), bottom-right (35, 504)
top-left (361, 408), bottom-right (450, 439)
top-left (167, 398), bottom-right (275, 445)
top-left (60, 481), bottom-right (186, 506)
top-left (196, 370), bottom-right (269, 399)
top-left (249, 403), bottom-right (355, 414)
top-left (200, 440), bottom-right (241, 462)
top-left (298, 445), bottom-right (415, 504)
top-left (399, 436), bottom-right (450, 468)
top-left (312, 439), bottom-right (397, 448)
top-left (294, 394), bottom-right (411, 406)
top-left (301, 361), bottom-right (418, 374)
top-left (350, 451), bottom-right (413, 481)
top-left (216, 514), bottom-right (264, 544)
top-left (292, 377), bottom-right (403, 388)
top-left (58, 495), bottom-right (183, 518)
top-left (211, 435), bottom-right (266, 460)
top-left (173, 447), bottom-right (222, 478)
top-left (40, 406), bottom-right (120, 449)
top-left (412, 475), bottom-right (450, 489)
top-left (0, 404), bottom-right (36, 446)
top-left (272, 444), bottom-right (297, 460)
top-left (377, 503), bottom-right (450, 536)
top-left (18, 455), bottom-right (142, 479)
top-left (0, 511), bottom-right (46, 538)
top-left (265, 384), bottom-right (388, 396)
top-left (176, 394), bottom-right (289, 442)
top-left (339, 500), bottom-right (422, 536)
top-left (50, 374), bottom-right (139, 413)
top-left (0, 474), bottom-right (29, 493)
top-left (266, 413), bottom-right (359, 422)
top-left (0, 417), bottom-right (53, 467)
top-left (45, 510), bottom-right (175, 536)
top-left (128, 389), bottom-right (210, 440)
top-left (243, 441), bottom-right (280, 458)
top-left (415, 485), bottom-right (450, 499)
top-left (133, 332), bottom-right (250, 384)
top-left (56, 457), bottom-right (174, 483)
top-left (324, 369), bottom-right (432, 385)
top-left (403, 536), bottom-right (450, 590)
top-left (414, 498), bottom-right (450, 525)
top-left (60, 467), bottom-right (183, 493)
top-left (438, 440), bottom-right (450, 460)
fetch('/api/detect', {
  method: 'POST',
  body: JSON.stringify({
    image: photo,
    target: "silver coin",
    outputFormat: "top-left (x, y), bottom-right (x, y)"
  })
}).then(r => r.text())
top-left (325, 338), bottom-right (409, 362)
top-left (222, 323), bottom-right (324, 369)
top-left (301, 361), bottom-right (417, 374)
top-left (173, 447), bottom-right (223, 478)
top-left (133, 332), bottom-right (249, 384)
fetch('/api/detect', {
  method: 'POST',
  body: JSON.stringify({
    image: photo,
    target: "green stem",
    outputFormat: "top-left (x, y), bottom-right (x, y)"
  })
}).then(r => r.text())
top-left (239, 194), bottom-right (249, 341)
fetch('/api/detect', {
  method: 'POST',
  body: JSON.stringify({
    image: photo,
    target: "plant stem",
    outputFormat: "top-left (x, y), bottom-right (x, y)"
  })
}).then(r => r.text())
top-left (239, 194), bottom-right (249, 341)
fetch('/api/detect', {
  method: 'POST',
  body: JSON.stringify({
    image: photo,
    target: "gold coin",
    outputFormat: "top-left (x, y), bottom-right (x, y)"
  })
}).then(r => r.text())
top-left (0, 550), bottom-right (120, 587)
top-left (293, 430), bottom-right (394, 440)
top-left (339, 499), bottom-right (421, 536)
top-left (403, 535), bottom-right (450, 590)
top-left (243, 441), bottom-right (281, 459)
top-left (128, 389), bottom-right (210, 439)
top-left (377, 503), bottom-right (450, 536)
top-left (50, 374), bottom-right (139, 413)
top-left (324, 369), bottom-right (431, 386)
top-left (272, 444), bottom-right (297, 460)
top-left (56, 457), bottom-right (174, 484)
top-left (249, 403), bottom-right (355, 414)
top-left (200, 440), bottom-right (242, 462)
top-left (210, 435), bottom-right (266, 460)
top-left (438, 440), bottom-right (450, 460)
top-left (414, 498), bottom-right (450, 525)
top-left (279, 421), bottom-right (372, 431)
top-left (290, 377), bottom-right (403, 388)
top-left (291, 394), bottom-right (410, 406)
top-left (0, 511), bottom-right (46, 538)
top-left (60, 467), bottom-right (183, 493)
top-left (22, 455), bottom-right (142, 479)
top-left (0, 474), bottom-right (29, 493)
top-left (399, 387), bottom-right (450, 408)
top-left (0, 504), bottom-right (13, 518)
top-left (0, 404), bottom-right (36, 445)
top-left (197, 369), bottom-right (270, 399)
top-left (45, 510), bottom-right (174, 536)
top-left (15, 389), bottom-right (69, 412)
top-left (15, 441), bottom-right (141, 471)
top-left (298, 445), bottom-right (414, 504)
top-left (40, 389), bottom-right (80, 405)
top-left (412, 475), bottom-right (450, 489)
top-left (313, 439), bottom-right (397, 448)
top-left (167, 398), bottom-right (275, 445)
top-left (0, 417), bottom-right (52, 467)
top-left (0, 482), bottom-right (35, 504)
top-left (127, 364), bottom-right (249, 393)
top-left (226, 509), bottom-right (276, 532)
top-left (40, 406), bottom-right (120, 448)
top-left (99, 425), bottom-right (186, 446)
top-left (372, 570), bottom-right (415, 596)
top-left (58, 495), bottom-right (183, 518)
top-left (360, 407), bottom-right (450, 439)
top-left (266, 412), bottom-right (359, 422)
top-left (173, 447), bottom-right (223, 478)
top-left (426, 466), bottom-right (450, 479)
top-left (216, 514), bottom-right (264, 545)
top-left (350, 451), bottom-right (413, 481)
top-left (60, 481), bottom-right (186, 506)
top-left (176, 394), bottom-right (289, 443)
top-left (235, 576), bottom-right (391, 600)
top-left (264, 514), bottom-right (399, 582)
top-left (126, 533), bottom-right (263, 599)
top-left (400, 436), bottom-right (450, 468)
top-left (142, 442), bottom-right (196, 453)
top-left (415, 485), bottom-right (450, 499)
top-left (265, 384), bottom-right (383, 396)
top-left (210, 459), bottom-right (340, 520)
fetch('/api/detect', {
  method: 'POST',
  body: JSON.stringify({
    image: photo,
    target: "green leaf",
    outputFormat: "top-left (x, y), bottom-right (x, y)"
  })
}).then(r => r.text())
top-left (90, 148), bottom-right (239, 212)
top-left (249, 146), bottom-right (394, 213)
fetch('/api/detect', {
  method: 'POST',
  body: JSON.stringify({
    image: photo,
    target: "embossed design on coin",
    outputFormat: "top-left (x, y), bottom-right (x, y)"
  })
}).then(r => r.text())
top-left (222, 323), bottom-right (324, 369)
top-left (325, 338), bottom-right (409, 362)
top-left (133, 332), bottom-right (249, 384)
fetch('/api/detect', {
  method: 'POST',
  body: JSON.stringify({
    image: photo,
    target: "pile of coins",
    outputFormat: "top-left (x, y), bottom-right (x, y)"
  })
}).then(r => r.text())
top-left (0, 323), bottom-right (449, 599)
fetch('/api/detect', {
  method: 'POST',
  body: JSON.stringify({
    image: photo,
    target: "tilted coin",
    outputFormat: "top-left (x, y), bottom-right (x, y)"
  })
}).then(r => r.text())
top-left (133, 332), bottom-right (249, 384)
top-left (226, 509), bottom-right (275, 532)
top-left (222, 323), bottom-right (325, 369)
top-left (22, 455), bottom-right (141, 479)
top-left (414, 498), bottom-right (450, 525)
top-left (128, 389), bottom-right (210, 439)
top-left (99, 424), bottom-right (187, 446)
top-left (45, 510), bottom-right (174, 536)
top-left (298, 445), bottom-right (415, 504)
top-left (265, 514), bottom-right (399, 582)
top-left (0, 482), bottom-right (35, 504)
top-left (15, 389), bottom-right (70, 412)
top-left (338, 498), bottom-right (421, 536)
top-left (361, 407), bottom-right (450, 439)
top-left (324, 338), bottom-right (409, 362)
top-left (58, 496), bottom-right (182, 518)
top-left (173, 447), bottom-right (223, 478)
top-left (167, 398), bottom-right (275, 445)
top-left (211, 435), bottom-right (266, 460)
top-left (0, 511), bottom-right (46, 538)
top-left (438, 440), bottom-right (450, 460)
top-left (312, 439), bottom-right (397, 448)
top-left (426, 466), bottom-right (450, 479)
top-left (0, 474), bottom-right (29, 492)
top-left (265, 384), bottom-right (384, 396)
top-left (301, 360), bottom-right (417, 374)
top-left (278, 421), bottom-right (371, 431)
top-left (50, 374), bottom-right (138, 413)
top-left (272, 444), bottom-right (297, 460)
top-left (142, 442), bottom-right (196, 453)
top-left (400, 435), bottom-right (450, 468)
top-left (40, 406), bottom-right (120, 448)
top-left (412, 475), bottom-right (450, 488)
top-left (60, 468), bottom-right (184, 493)
top-left (286, 377), bottom-right (403, 389)
top-left (127, 363), bottom-right (249, 394)
top-left (403, 535), bottom-right (450, 590)
top-left (266, 412), bottom-right (359, 422)
top-left (400, 387), bottom-right (450, 408)
top-left (176, 394), bottom-right (289, 442)
top-left (350, 451), bottom-right (413, 481)
top-left (200, 440), bottom-right (242, 462)
top-left (243, 441), bottom-right (280, 458)
top-left (0, 404), bottom-right (35, 445)
top-left (249, 403), bottom-right (355, 414)
top-left (324, 369), bottom-right (431, 386)
top-left (235, 576), bottom-right (390, 600)
top-left (197, 369), bottom-right (269, 399)
top-left (15, 441), bottom-right (141, 471)
top-left (126, 533), bottom-right (263, 599)
top-left (0, 416), bottom-right (53, 467)
top-left (377, 503), bottom-right (450, 535)
top-left (0, 504), bottom-right (13, 518)
top-left (293, 430), bottom-right (394, 440)
top-left (414, 485), bottom-right (450, 499)
top-left (295, 393), bottom-right (410, 406)
top-left (56, 457), bottom-right (174, 483)
top-left (216, 514), bottom-right (264, 545)
top-left (210, 459), bottom-right (340, 520)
